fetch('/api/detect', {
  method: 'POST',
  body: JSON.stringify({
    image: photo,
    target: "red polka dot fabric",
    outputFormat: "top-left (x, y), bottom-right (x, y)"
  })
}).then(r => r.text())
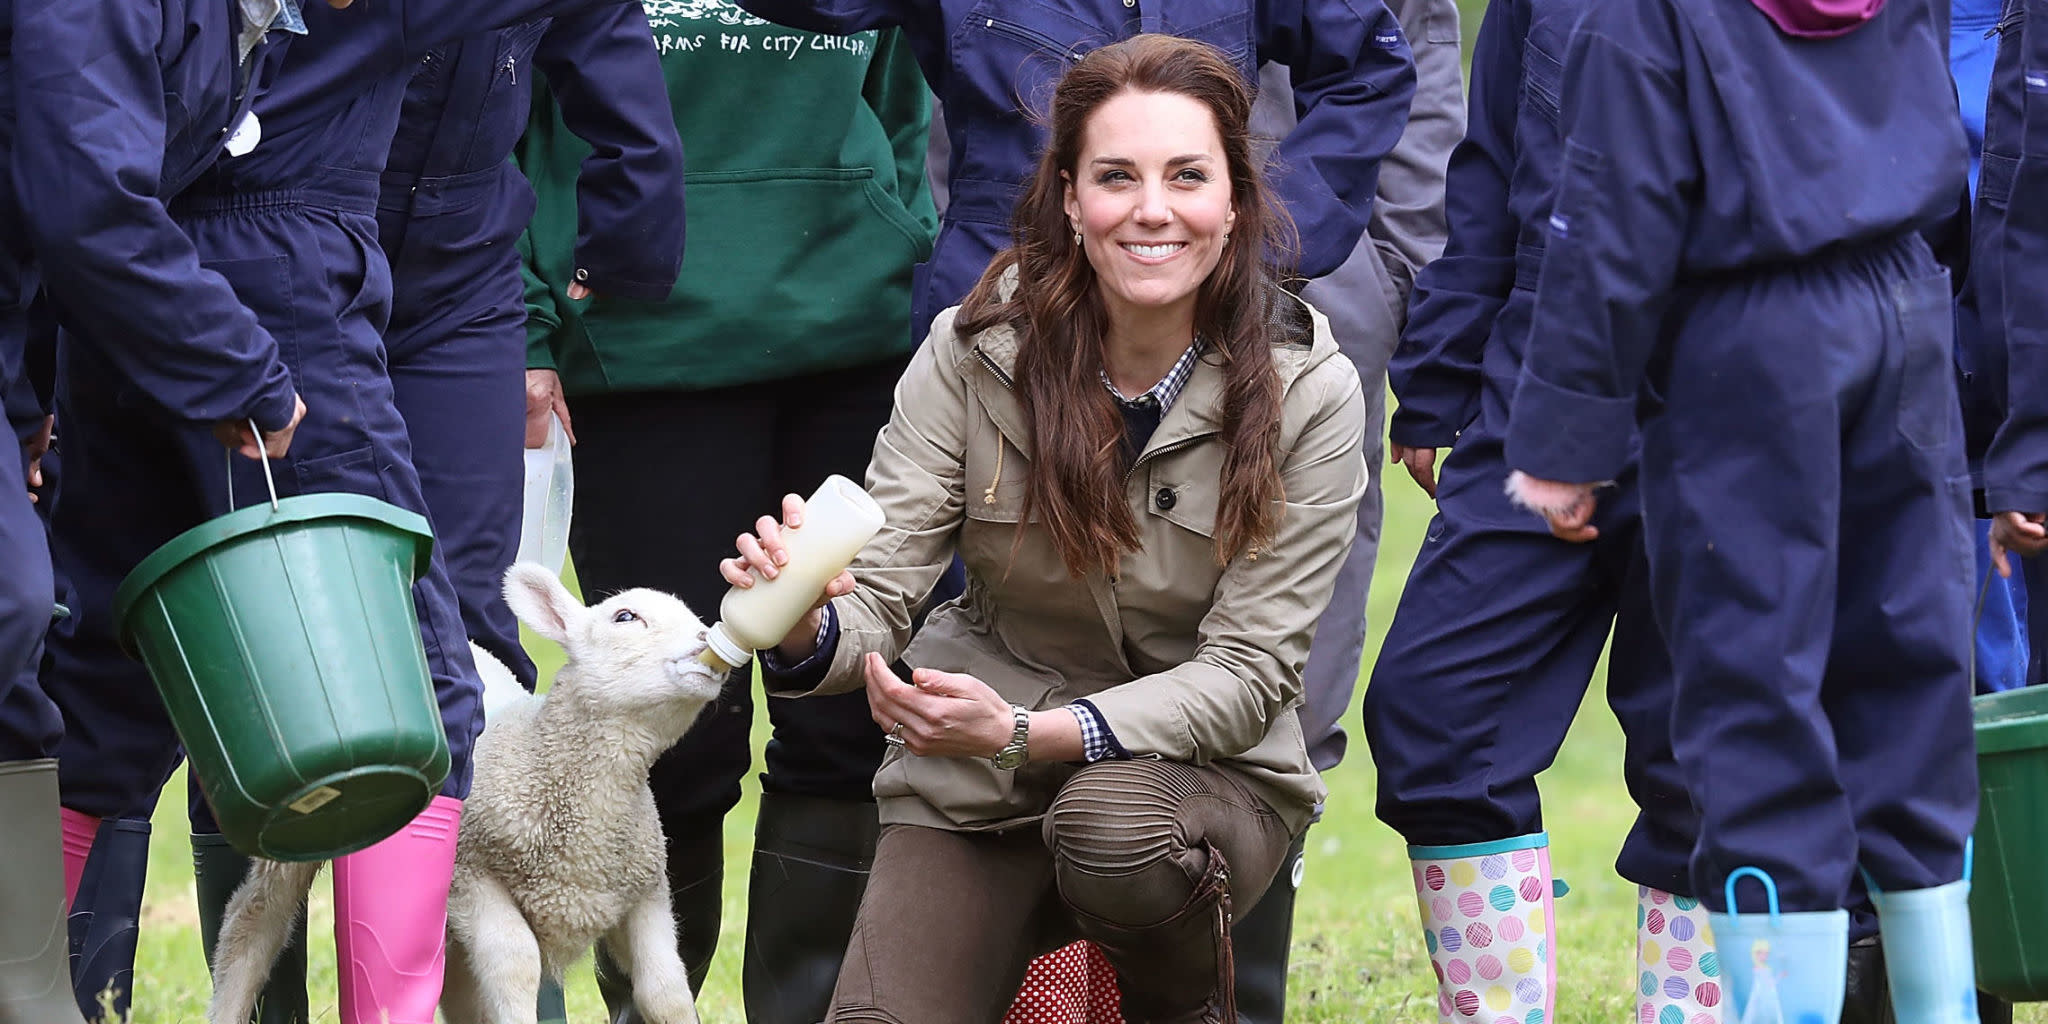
top-left (1002, 941), bottom-right (1126, 1024)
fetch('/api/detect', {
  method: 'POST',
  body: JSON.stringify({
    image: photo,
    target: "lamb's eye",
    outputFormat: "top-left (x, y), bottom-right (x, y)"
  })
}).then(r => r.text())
top-left (611, 609), bottom-right (640, 624)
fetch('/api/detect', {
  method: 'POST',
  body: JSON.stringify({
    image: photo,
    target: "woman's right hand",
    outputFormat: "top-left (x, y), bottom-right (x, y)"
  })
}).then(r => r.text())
top-left (719, 493), bottom-right (858, 660)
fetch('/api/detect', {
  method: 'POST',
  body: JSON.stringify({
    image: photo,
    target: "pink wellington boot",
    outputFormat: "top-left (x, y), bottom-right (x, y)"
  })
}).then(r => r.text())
top-left (333, 796), bottom-right (463, 1024)
top-left (58, 807), bottom-right (98, 909)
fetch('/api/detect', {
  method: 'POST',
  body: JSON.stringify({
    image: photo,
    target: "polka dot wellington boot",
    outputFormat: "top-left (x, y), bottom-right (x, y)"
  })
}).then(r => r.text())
top-left (1637, 885), bottom-right (1724, 1024)
top-left (1409, 833), bottom-right (1559, 1024)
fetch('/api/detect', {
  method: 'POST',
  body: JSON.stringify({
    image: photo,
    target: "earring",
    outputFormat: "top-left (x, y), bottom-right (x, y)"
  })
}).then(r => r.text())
top-left (1073, 230), bottom-right (1083, 246)
top-left (1223, 232), bottom-right (1231, 243)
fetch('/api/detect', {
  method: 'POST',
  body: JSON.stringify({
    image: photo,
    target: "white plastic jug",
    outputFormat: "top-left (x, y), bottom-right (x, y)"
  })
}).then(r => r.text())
top-left (517, 413), bottom-right (574, 576)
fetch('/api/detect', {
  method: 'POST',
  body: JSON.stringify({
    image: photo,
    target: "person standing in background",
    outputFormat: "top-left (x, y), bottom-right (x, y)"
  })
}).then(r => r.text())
top-left (733, 0), bottom-right (1417, 347)
top-left (1505, 0), bottom-right (1978, 1016)
top-left (1363, 1), bottom-right (1714, 1020)
top-left (1230, 0), bottom-right (1461, 1017)
top-left (181, 13), bottom-right (687, 1024)
top-left (517, 5), bottom-right (935, 1019)
top-left (39, 0), bottom-right (667, 1018)
top-left (1946, 0), bottom-right (2031, 699)
top-left (1834, 5), bottom-right (2019, 1020)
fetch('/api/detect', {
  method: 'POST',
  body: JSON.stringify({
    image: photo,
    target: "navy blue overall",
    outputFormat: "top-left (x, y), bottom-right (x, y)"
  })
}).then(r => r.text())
top-left (1363, 0), bottom-right (1693, 895)
top-left (1945, 0), bottom-right (2032, 693)
top-left (42, 0), bottom-right (640, 825)
top-left (1504, 0), bottom-right (1979, 914)
top-left (0, 316), bottom-right (64, 763)
top-left (2, 0), bottom-right (310, 766)
top-left (377, 10), bottom-right (684, 690)
top-left (733, 0), bottom-right (1417, 340)
top-left (0, 394), bottom-right (55, 763)
top-left (1977, 0), bottom-right (2048, 684)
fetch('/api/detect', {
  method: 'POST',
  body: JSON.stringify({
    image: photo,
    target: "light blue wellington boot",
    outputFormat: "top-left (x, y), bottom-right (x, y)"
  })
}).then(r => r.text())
top-left (1866, 870), bottom-right (1979, 1024)
top-left (1708, 868), bottom-right (1849, 1024)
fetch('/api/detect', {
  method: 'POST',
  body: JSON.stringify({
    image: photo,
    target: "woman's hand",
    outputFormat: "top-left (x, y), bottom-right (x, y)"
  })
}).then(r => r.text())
top-left (863, 654), bottom-right (1014, 759)
top-left (718, 493), bottom-right (857, 660)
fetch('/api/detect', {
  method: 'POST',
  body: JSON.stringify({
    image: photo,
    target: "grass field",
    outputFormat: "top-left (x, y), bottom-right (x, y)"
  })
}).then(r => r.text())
top-left (132, 471), bottom-right (2038, 1023)
top-left (119, 469), bottom-right (1641, 1023)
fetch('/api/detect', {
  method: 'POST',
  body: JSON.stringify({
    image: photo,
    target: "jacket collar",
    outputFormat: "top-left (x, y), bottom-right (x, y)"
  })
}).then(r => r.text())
top-left (964, 274), bottom-right (1335, 465)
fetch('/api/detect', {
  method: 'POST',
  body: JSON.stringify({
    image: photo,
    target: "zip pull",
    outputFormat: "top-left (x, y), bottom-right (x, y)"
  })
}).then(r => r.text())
top-left (503, 57), bottom-right (518, 84)
top-left (1989, 5), bottom-right (2024, 38)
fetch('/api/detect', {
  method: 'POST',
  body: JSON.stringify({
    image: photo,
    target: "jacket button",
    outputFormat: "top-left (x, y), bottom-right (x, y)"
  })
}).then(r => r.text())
top-left (1155, 488), bottom-right (1176, 511)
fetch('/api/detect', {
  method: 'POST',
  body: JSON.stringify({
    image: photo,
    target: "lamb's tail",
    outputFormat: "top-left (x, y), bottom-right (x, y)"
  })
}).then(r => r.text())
top-left (208, 858), bottom-right (321, 1024)
top-left (472, 640), bottom-right (539, 730)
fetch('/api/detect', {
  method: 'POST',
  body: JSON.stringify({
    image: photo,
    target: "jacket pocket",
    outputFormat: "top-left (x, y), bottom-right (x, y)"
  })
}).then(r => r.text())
top-left (1895, 270), bottom-right (1960, 452)
top-left (955, 1), bottom-right (1100, 117)
top-left (202, 255), bottom-right (299, 370)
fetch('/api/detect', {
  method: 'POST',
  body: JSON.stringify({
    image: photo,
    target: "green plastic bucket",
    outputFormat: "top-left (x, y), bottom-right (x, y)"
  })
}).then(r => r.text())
top-left (112, 492), bottom-right (449, 862)
top-left (1969, 685), bottom-right (2048, 1000)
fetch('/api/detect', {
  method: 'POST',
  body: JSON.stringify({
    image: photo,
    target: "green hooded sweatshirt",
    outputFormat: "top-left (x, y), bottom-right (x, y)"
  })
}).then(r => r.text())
top-left (518, 2), bottom-right (935, 396)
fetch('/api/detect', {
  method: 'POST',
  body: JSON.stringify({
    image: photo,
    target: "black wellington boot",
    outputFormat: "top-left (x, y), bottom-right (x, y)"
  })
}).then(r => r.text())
top-left (192, 833), bottom-right (309, 1024)
top-left (596, 824), bottom-right (725, 1023)
top-left (67, 815), bottom-right (149, 1023)
top-left (1841, 934), bottom-right (1896, 1024)
top-left (742, 792), bottom-right (880, 1024)
top-left (1230, 835), bottom-right (1302, 1024)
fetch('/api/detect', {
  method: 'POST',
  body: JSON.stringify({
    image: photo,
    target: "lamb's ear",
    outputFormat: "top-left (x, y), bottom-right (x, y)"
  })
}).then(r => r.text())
top-left (502, 562), bottom-right (580, 644)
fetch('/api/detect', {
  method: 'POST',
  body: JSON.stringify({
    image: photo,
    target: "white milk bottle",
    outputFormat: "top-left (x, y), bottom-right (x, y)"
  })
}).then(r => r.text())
top-left (701, 474), bottom-right (885, 671)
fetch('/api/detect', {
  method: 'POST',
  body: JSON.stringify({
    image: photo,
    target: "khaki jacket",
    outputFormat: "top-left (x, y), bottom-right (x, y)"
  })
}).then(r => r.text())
top-left (772, 286), bottom-right (1369, 836)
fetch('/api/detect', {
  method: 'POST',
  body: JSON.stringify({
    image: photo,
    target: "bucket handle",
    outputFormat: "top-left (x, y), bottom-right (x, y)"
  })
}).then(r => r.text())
top-left (225, 418), bottom-right (282, 513)
top-left (1724, 866), bottom-right (1781, 926)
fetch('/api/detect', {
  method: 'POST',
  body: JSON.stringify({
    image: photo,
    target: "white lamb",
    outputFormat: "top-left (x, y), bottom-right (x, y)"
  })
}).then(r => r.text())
top-left (206, 562), bottom-right (723, 1024)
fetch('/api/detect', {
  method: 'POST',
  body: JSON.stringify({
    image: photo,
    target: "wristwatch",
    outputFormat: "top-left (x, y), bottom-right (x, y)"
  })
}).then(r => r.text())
top-left (991, 705), bottom-right (1031, 770)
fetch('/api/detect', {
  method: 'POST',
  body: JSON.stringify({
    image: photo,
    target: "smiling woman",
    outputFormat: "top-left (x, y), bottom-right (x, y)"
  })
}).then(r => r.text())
top-left (717, 34), bottom-right (1370, 1024)
top-left (955, 34), bottom-right (1299, 582)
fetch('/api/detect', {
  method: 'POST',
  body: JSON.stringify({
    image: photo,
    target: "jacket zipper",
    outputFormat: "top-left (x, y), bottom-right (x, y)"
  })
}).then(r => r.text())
top-left (502, 56), bottom-right (519, 84)
top-left (981, 17), bottom-right (1086, 62)
top-left (973, 347), bottom-right (1014, 389)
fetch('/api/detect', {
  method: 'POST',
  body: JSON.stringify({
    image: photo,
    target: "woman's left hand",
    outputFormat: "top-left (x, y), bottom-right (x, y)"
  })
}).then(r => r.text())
top-left (864, 653), bottom-right (1014, 759)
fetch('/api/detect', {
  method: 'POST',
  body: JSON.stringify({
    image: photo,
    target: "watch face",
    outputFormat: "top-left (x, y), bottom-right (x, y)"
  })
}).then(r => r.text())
top-left (993, 749), bottom-right (1028, 771)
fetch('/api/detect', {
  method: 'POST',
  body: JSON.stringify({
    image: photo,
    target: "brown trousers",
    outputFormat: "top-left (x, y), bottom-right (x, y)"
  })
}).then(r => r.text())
top-left (825, 760), bottom-right (1294, 1024)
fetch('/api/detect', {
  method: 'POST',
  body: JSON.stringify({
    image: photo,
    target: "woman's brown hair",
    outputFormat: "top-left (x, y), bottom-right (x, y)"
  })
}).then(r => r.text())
top-left (956, 33), bottom-right (1298, 578)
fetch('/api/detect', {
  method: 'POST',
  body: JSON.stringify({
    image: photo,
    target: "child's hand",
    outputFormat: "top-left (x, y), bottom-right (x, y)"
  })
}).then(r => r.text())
top-left (1989, 511), bottom-right (2048, 578)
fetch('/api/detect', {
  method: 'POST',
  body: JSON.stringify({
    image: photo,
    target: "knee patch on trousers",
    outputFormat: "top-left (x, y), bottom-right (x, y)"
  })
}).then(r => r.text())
top-left (1045, 761), bottom-right (1204, 873)
top-left (1045, 761), bottom-right (1211, 926)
